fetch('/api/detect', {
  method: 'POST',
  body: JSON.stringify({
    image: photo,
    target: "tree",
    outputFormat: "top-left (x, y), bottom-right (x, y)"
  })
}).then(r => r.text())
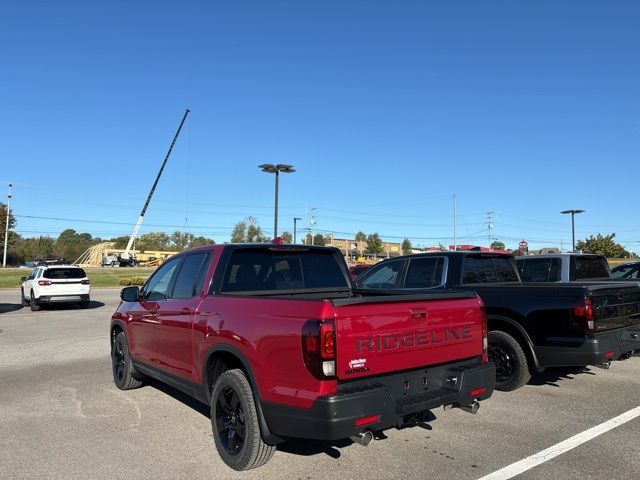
top-left (576, 233), bottom-right (629, 258)
top-left (402, 238), bottom-right (412, 255)
top-left (490, 240), bottom-right (506, 250)
top-left (191, 236), bottom-right (215, 248)
top-left (15, 236), bottom-right (55, 261)
top-left (54, 229), bottom-right (96, 261)
top-left (137, 232), bottom-right (172, 251)
top-left (355, 231), bottom-right (367, 242)
top-left (0, 202), bottom-right (16, 251)
top-left (365, 233), bottom-right (384, 255)
top-left (231, 217), bottom-right (269, 243)
top-left (313, 233), bottom-right (325, 246)
top-left (170, 231), bottom-right (195, 250)
top-left (110, 236), bottom-right (130, 249)
top-left (280, 231), bottom-right (293, 243)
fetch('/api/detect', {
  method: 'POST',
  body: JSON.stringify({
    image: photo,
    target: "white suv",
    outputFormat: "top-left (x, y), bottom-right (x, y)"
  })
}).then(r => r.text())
top-left (21, 265), bottom-right (91, 311)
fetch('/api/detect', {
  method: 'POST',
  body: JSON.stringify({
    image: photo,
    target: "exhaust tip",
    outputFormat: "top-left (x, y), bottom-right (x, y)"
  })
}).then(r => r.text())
top-left (350, 430), bottom-right (374, 446)
top-left (595, 360), bottom-right (612, 370)
top-left (459, 400), bottom-right (480, 414)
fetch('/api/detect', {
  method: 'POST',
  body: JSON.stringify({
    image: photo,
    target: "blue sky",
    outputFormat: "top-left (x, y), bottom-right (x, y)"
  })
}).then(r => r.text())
top-left (1, 0), bottom-right (639, 251)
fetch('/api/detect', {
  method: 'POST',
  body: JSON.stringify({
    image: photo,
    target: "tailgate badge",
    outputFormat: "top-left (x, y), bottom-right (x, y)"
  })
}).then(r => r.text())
top-left (410, 308), bottom-right (428, 321)
top-left (345, 358), bottom-right (369, 375)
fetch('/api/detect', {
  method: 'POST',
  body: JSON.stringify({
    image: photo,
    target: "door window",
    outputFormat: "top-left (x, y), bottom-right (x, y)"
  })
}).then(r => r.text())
top-left (141, 257), bottom-right (181, 301)
top-left (404, 257), bottom-right (445, 288)
top-left (357, 260), bottom-right (403, 289)
top-left (172, 253), bottom-right (211, 299)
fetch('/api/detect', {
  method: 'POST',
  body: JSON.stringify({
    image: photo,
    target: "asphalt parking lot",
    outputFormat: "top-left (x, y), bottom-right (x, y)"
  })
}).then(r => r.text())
top-left (1, 288), bottom-right (639, 480)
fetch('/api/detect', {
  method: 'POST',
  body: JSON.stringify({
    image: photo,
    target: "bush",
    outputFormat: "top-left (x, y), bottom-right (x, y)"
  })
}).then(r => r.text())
top-left (118, 276), bottom-right (146, 286)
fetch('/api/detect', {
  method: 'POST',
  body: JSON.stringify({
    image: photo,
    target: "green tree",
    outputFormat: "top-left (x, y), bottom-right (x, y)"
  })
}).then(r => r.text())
top-left (365, 233), bottom-right (384, 255)
top-left (280, 231), bottom-right (293, 243)
top-left (355, 231), bottom-right (367, 242)
top-left (231, 217), bottom-right (269, 243)
top-left (109, 236), bottom-right (130, 249)
top-left (170, 231), bottom-right (195, 250)
top-left (313, 233), bottom-right (325, 246)
top-left (191, 236), bottom-right (215, 248)
top-left (54, 229), bottom-right (96, 262)
top-left (16, 236), bottom-right (55, 261)
top-left (402, 238), bottom-right (412, 255)
top-left (0, 202), bottom-right (17, 251)
top-left (137, 232), bottom-right (172, 251)
top-left (576, 233), bottom-right (629, 258)
top-left (490, 240), bottom-right (506, 250)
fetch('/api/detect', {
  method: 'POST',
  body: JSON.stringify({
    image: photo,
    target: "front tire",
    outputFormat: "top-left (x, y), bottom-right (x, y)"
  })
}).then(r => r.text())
top-left (112, 332), bottom-right (143, 390)
top-left (211, 369), bottom-right (275, 470)
top-left (488, 330), bottom-right (531, 391)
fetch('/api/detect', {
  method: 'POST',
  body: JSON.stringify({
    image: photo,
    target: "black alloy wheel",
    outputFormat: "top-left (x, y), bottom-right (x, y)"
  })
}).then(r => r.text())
top-left (215, 387), bottom-right (246, 456)
top-left (112, 337), bottom-right (126, 384)
top-left (488, 343), bottom-right (516, 383)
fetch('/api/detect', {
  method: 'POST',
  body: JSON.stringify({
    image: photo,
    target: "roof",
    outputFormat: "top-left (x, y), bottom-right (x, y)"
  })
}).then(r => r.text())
top-left (515, 253), bottom-right (604, 259)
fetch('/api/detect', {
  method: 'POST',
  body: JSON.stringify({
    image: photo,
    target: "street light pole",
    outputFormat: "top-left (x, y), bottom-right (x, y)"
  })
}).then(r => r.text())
top-left (561, 209), bottom-right (585, 252)
top-left (3, 183), bottom-right (13, 268)
top-left (293, 217), bottom-right (302, 243)
top-left (259, 164), bottom-right (295, 239)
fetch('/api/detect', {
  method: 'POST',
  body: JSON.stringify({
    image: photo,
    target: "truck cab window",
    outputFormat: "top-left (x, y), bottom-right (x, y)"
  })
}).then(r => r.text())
top-left (358, 260), bottom-right (403, 289)
top-left (172, 253), bottom-right (211, 299)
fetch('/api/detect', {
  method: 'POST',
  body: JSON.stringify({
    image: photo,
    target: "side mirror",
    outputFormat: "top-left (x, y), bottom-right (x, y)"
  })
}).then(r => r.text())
top-left (20, 276), bottom-right (27, 282)
top-left (120, 286), bottom-right (140, 302)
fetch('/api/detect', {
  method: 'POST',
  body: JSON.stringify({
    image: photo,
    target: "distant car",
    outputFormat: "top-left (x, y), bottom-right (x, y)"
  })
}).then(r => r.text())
top-left (348, 264), bottom-right (371, 280)
top-left (21, 265), bottom-right (91, 311)
top-left (611, 262), bottom-right (640, 280)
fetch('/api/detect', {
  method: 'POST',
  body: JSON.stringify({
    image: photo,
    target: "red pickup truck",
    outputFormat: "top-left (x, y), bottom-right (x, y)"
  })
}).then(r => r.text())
top-left (110, 244), bottom-right (494, 470)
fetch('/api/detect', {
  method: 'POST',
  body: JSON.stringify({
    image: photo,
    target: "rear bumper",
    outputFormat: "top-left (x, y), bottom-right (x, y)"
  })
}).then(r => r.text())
top-left (261, 359), bottom-right (495, 441)
top-left (535, 324), bottom-right (640, 367)
top-left (37, 294), bottom-right (90, 304)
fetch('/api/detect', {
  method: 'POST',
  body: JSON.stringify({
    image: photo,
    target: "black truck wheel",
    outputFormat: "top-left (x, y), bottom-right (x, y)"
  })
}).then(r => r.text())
top-left (488, 330), bottom-right (531, 391)
top-left (211, 369), bottom-right (275, 470)
top-left (112, 332), bottom-right (143, 390)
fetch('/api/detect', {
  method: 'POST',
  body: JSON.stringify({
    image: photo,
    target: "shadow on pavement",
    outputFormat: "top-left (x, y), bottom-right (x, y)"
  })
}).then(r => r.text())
top-left (39, 300), bottom-right (106, 311)
top-left (145, 378), bottom-right (210, 417)
top-left (528, 366), bottom-right (596, 387)
top-left (0, 303), bottom-right (23, 314)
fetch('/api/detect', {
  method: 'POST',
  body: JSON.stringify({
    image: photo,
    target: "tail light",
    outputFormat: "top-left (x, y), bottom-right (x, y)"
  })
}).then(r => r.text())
top-left (81, 279), bottom-right (90, 285)
top-left (573, 297), bottom-right (595, 333)
top-left (302, 319), bottom-right (337, 379)
top-left (38, 280), bottom-right (52, 286)
top-left (480, 303), bottom-right (488, 363)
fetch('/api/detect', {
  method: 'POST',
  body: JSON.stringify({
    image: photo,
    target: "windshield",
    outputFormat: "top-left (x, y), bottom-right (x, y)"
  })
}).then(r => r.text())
top-left (611, 265), bottom-right (640, 279)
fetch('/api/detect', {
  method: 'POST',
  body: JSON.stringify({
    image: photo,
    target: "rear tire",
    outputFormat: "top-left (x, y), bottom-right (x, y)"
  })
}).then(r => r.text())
top-left (211, 369), bottom-right (275, 470)
top-left (112, 332), bottom-right (143, 390)
top-left (29, 291), bottom-right (40, 311)
top-left (488, 330), bottom-right (531, 391)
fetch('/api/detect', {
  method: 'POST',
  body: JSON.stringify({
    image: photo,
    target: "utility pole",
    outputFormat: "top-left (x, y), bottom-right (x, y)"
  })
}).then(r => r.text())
top-left (308, 207), bottom-right (317, 245)
top-left (453, 193), bottom-right (457, 251)
top-left (2, 183), bottom-right (12, 267)
top-left (293, 217), bottom-right (302, 243)
top-left (486, 211), bottom-right (494, 248)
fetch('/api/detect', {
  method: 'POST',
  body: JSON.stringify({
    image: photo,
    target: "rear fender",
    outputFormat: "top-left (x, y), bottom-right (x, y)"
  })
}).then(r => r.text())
top-left (488, 315), bottom-right (542, 372)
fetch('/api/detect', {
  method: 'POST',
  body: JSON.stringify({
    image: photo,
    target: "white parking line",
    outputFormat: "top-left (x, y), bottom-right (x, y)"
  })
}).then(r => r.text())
top-left (478, 405), bottom-right (640, 480)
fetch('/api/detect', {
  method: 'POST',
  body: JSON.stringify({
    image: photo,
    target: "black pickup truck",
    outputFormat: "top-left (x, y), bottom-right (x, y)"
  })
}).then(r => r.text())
top-left (354, 251), bottom-right (640, 391)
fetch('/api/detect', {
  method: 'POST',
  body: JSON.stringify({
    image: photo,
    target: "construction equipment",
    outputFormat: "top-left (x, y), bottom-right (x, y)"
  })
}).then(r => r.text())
top-left (109, 109), bottom-right (190, 267)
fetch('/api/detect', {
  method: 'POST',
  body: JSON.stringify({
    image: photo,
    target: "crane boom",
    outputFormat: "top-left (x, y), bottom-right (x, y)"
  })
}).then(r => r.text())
top-left (122, 109), bottom-right (190, 261)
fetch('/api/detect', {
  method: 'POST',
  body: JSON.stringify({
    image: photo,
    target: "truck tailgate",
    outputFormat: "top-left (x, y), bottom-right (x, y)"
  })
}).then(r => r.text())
top-left (590, 284), bottom-right (640, 331)
top-left (332, 293), bottom-right (485, 380)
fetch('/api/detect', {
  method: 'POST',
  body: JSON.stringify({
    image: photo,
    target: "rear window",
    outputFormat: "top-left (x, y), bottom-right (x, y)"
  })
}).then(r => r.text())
top-left (575, 257), bottom-right (610, 280)
top-left (43, 268), bottom-right (87, 279)
top-left (462, 255), bottom-right (519, 284)
top-left (221, 248), bottom-right (348, 293)
top-left (518, 258), bottom-right (561, 282)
